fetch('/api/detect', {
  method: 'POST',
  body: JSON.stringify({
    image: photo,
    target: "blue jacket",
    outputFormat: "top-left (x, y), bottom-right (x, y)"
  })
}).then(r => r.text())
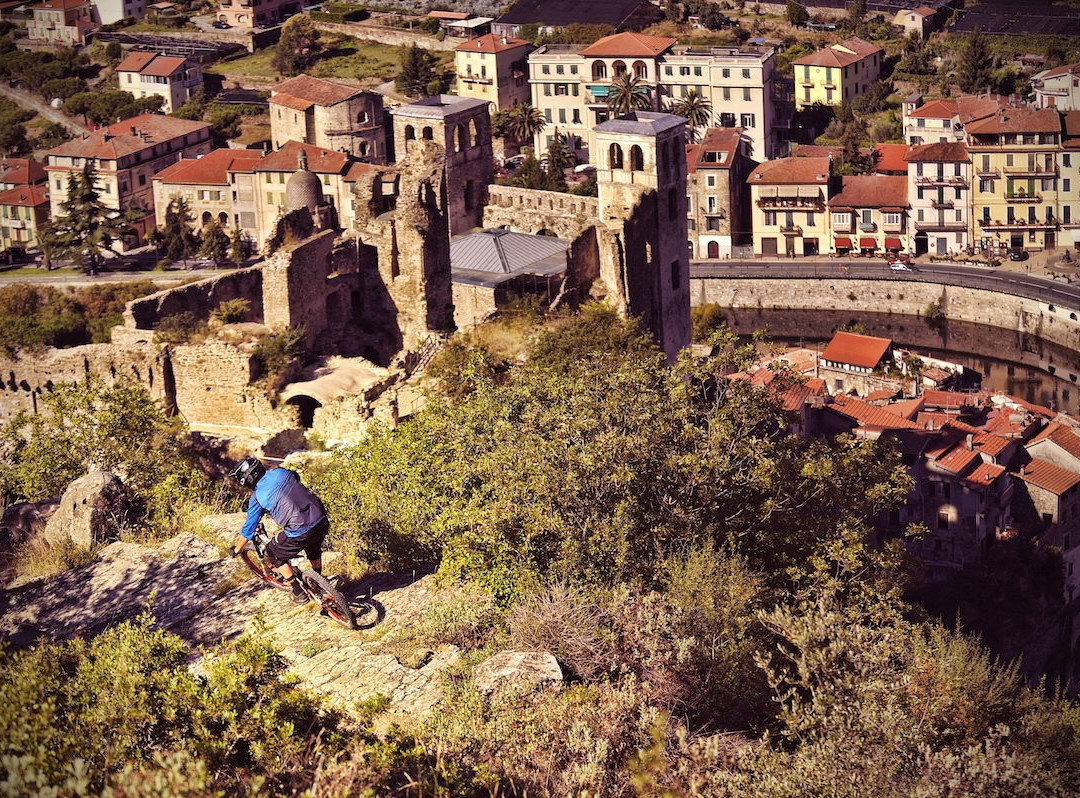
top-left (240, 468), bottom-right (326, 540)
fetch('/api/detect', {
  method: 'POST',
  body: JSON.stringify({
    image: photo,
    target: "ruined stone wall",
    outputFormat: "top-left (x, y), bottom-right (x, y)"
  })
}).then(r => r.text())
top-left (0, 343), bottom-right (165, 423)
top-left (482, 186), bottom-right (599, 240)
top-left (125, 269), bottom-right (264, 331)
top-left (262, 230), bottom-right (338, 348)
top-left (452, 283), bottom-right (499, 329)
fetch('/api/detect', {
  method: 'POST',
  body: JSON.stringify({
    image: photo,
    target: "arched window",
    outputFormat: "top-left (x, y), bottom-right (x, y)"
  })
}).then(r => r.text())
top-left (404, 125), bottom-right (415, 141)
top-left (707, 241), bottom-right (720, 259)
top-left (609, 142), bottom-right (624, 169)
top-left (633, 60), bottom-right (647, 79)
top-left (613, 60), bottom-right (627, 77)
top-left (218, 211), bottom-right (228, 226)
top-left (201, 211), bottom-right (212, 225)
top-left (422, 126), bottom-right (434, 141)
top-left (470, 117), bottom-right (480, 147)
top-left (592, 61), bottom-right (607, 80)
top-left (630, 144), bottom-right (644, 172)
top-left (456, 122), bottom-right (468, 153)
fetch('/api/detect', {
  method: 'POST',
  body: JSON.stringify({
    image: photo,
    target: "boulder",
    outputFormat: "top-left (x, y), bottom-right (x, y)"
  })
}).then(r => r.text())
top-left (1, 499), bottom-right (58, 551)
top-left (472, 650), bottom-right (563, 695)
top-left (44, 468), bottom-right (132, 549)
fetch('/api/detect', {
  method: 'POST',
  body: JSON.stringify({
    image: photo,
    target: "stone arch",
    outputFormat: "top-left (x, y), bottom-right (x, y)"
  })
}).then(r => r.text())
top-left (592, 60), bottom-right (607, 80)
top-left (629, 145), bottom-right (644, 172)
top-left (456, 122), bottom-right (468, 153)
top-left (469, 117), bottom-right (480, 147)
top-left (632, 60), bottom-right (647, 79)
top-left (404, 124), bottom-right (415, 141)
top-left (421, 126), bottom-right (434, 141)
top-left (201, 211), bottom-right (212, 225)
top-left (285, 394), bottom-right (321, 429)
top-left (536, 228), bottom-right (557, 237)
top-left (707, 241), bottom-right (719, 259)
top-left (218, 211), bottom-right (228, 226)
top-left (609, 143), bottom-right (624, 169)
top-left (613, 60), bottom-right (627, 77)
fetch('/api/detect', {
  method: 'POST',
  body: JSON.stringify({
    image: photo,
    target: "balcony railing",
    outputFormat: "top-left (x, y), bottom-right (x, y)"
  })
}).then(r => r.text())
top-left (975, 167), bottom-right (1000, 178)
top-left (1003, 165), bottom-right (1056, 178)
top-left (915, 175), bottom-right (966, 187)
top-left (931, 200), bottom-right (954, 210)
top-left (979, 218), bottom-right (1057, 230)
top-left (460, 75), bottom-right (493, 85)
top-left (757, 198), bottom-right (822, 210)
top-left (1005, 193), bottom-right (1043, 203)
top-left (781, 225), bottom-right (803, 235)
top-left (859, 222), bottom-right (877, 232)
top-left (915, 220), bottom-right (967, 232)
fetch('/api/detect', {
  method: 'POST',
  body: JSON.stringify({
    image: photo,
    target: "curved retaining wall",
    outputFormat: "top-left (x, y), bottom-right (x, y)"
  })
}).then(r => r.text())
top-left (690, 277), bottom-right (1080, 354)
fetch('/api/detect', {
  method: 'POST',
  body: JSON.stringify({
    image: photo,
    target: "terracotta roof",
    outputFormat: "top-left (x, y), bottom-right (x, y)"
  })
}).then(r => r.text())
top-left (828, 394), bottom-right (918, 430)
top-left (933, 443), bottom-right (981, 475)
top-left (454, 33), bottom-right (529, 53)
top-left (271, 75), bottom-right (362, 108)
top-left (45, 114), bottom-right (211, 161)
top-left (916, 411), bottom-right (954, 430)
top-left (1036, 63), bottom-right (1080, 80)
top-left (0, 184), bottom-right (48, 206)
top-left (908, 98), bottom-right (959, 120)
top-left (913, 5), bottom-right (937, 16)
top-left (963, 462), bottom-right (1005, 491)
top-left (141, 55), bottom-right (187, 78)
top-left (342, 160), bottom-right (377, 182)
top-left (580, 32), bottom-right (676, 58)
top-left (885, 397), bottom-right (924, 420)
top-left (116, 51), bottom-right (156, 73)
top-left (874, 143), bottom-right (909, 174)
top-left (983, 409), bottom-right (1030, 437)
top-left (255, 141), bottom-right (351, 174)
top-left (1029, 422), bottom-right (1080, 461)
top-left (830, 174), bottom-right (908, 210)
top-left (820, 330), bottom-right (892, 369)
top-left (1064, 112), bottom-right (1080, 150)
top-left (748, 156), bottom-right (830, 185)
top-left (686, 127), bottom-right (742, 173)
top-left (36, 0), bottom-right (86, 9)
top-left (966, 107), bottom-right (1063, 136)
top-left (866, 388), bottom-right (898, 402)
top-left (426, 10), bottom-right (469, 19)
top-left (0, 158), bottom-right (47, 185)
top-left (1018, 458), bottom-right (1080, 496)
top-left (793, 37), bottom-right (882, 69)
top-left (905, 141), bottom-right (969, 163)
top-left (923, 390), bottom-right (981, 410)
top-left (269, 93), bottom-right (313, 112)
top-left (152, 148), bottom-right (263, 185)
top-left (972, 431), bottom-right (1010, 458)
top-left (792, 144), bottom-right (842, 159)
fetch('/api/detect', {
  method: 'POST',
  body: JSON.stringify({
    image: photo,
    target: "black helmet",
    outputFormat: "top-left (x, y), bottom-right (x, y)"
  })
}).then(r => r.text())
top-left (230, 457), bottom-right (266, 489)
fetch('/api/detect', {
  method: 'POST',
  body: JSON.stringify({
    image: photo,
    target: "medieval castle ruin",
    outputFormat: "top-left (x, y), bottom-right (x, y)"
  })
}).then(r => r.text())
top-left (0, 97), bottom-right (691, 448)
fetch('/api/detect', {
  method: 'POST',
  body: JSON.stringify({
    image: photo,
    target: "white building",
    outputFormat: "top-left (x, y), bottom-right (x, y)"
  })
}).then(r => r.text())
top-left (116, 52), bottom-right (202, 114)
top-left (905, 141), bottom-right (971, 257)
top-left (93, 0), bottom-right (146, 25)
top-left (1032, 64), bottom-right (1080, 112)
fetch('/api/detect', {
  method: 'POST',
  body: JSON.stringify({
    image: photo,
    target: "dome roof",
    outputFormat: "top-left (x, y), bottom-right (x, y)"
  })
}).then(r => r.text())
top-left (285, 168), bottom-right (325, 212)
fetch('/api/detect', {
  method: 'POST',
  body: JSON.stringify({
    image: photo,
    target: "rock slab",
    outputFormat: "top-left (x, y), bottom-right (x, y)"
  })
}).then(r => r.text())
top-left (44, 468), bottom-right (132, 549)
top-left (472, 650), bottom-right (563, 694)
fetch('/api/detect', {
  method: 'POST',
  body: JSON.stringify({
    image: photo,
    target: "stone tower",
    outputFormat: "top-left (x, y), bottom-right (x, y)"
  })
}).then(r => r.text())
top-left (389, 95), bottom-right (493, 237)
top-left (593, 111), bottom-right (691, 362)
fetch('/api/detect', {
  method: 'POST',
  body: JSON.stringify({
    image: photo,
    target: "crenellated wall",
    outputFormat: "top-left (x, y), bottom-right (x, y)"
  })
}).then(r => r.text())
top-left (482, 186), bottom-right (599, 240)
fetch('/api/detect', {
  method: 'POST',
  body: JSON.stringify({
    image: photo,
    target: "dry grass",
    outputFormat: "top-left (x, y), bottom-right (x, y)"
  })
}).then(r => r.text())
top-left (10, 538), bottom-right (98, 585)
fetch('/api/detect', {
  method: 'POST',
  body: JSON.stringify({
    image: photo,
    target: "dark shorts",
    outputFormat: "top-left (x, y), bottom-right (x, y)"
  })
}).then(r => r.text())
top-left (266, 516), bottom-right (329, 567)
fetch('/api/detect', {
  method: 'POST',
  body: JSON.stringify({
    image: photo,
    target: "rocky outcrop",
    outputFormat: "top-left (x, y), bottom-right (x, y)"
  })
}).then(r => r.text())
top-left (43, 468), bottom-right (132, 549)
top-left (472, 650), bottom-right (563, 694)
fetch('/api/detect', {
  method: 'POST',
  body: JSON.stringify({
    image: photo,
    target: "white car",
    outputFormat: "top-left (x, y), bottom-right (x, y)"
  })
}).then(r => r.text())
top-left (889, 261), bottom-right (913, 272)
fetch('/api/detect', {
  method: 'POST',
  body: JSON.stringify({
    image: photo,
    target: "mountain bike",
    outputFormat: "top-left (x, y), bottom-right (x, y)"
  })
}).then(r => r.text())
top-left (236, 525), bottom-right (357, 630)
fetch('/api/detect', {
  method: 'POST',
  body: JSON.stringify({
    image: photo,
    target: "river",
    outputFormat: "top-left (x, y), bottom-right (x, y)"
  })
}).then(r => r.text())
top-left (714, 307), bottom-right (1080, 415)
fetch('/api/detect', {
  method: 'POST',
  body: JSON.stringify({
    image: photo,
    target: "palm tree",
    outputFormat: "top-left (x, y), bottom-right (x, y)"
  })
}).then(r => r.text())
top-left (606, 73), bottom-right (652, 117)
top-left (671, 89), bottom-right (713, 142)
top-left (509, 102), bottom-right (546, 146)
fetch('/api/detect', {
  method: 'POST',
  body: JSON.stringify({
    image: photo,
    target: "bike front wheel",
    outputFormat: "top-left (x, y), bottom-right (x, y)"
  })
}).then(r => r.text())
top-left (239, 547), bottom-right (291, 591)
top-left (303, 571), bottom-right (356, 630)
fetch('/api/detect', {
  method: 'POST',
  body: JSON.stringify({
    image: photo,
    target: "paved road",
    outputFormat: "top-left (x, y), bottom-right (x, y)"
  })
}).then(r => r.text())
top-left (0, 268), bottom-right (232, 287)
top-left (690, 259), bottom-right (1080, 312)
top-left (0, 82), bottom-right (89, 137)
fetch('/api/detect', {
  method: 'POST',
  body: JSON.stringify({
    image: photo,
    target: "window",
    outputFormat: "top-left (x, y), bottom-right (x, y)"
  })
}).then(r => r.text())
top-left (555, 84), bottom-right (568, 95)
top-left (541, 65), bottom-right (550, 74)
top-left (543, 84), bottom-right (551, 96)
top-left (706, 217), bottom-right (720, 231)
top-left (1065, 179), bottom-right (1072, 193)
top-left (694, 66), bottom-right (702, 76)
top-left (572, 109), bottom-right (581, 124)
top-left (723, 87), bottom-right (730, 101)
top-left (680, 66), bottom-right (690, 76)
top-left (544, 109), bottom-right (552, 122)
top-left (570, 65), bottom-right (577, 74)
top-left (556, 64), bottom-right (564, 75)
top-left (742, 69), bottom-right (750, 79)
top-left (833, 212), bottom-right (851, 227)
top-left (664, 66), bottom-right (673, 76)
top-left (884, 212), bottom-right (901, 226)
top-left (806, 212), bottom-right (815, 226)
top-left (558, 108), bottom-right (565, 123)
top-left (138, 174), bottom-right (146, 186)
top-left (706, 175), bottom-right (716, 187)
top-left (743, 88), bottom-right (750, 101)
top-left (722, 68), bottom-right (729, 78)
top-left (764, 211), bottom-right (777, 226)
top-left (1065, 154), bottom-right (1072, 167)
top-left (740, 113), bottom-right (755, 128)
top-left (979, 179), bottom-right (993, 193)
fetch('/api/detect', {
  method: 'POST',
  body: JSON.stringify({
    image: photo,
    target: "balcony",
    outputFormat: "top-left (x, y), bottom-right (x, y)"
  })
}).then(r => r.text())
top-left (915, 175), bottom-right (966, 188)
top-left (460, 74), bottom-right (493, 85)
top-left (930, 199), bottom-right (954, 210)
top-left (1005, 192), bottom-right (1043, 203)
top-left (975, 167), bottom-right (1000, 178)
top-left (1003, 165), bottom-right (1056, 178)
top-left (915, 220), bottom-right (967, 232)
top-left (859, 222), bottom-right (877, 233)
top-left (979, 218), bottom-right (1057, 230)
top-left (781, 225), bottom-right (803, 236)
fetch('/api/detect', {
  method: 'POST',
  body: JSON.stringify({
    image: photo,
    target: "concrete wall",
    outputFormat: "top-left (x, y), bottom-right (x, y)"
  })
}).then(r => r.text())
top-left (125, 269), bottom-right (264, 331)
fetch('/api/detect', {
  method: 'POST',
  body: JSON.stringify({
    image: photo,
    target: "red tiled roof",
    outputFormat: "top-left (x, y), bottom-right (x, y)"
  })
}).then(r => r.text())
top-left (1028, 422), bottom-right (1080, 461)
top-left (686, 127), bottom-right (742, 173)
top-left (886, 397), bottom-right (924, 420)
top-left (972, 431), bottom-right (1010, 457)
top-left (141, 55), bottom-right (187, 78)
top-left (342, 161), bottom-right (377, 182)
top-left (792, 144), bottom-right (842, 159)
top-left (830, 174), bottom-right (908, 210)
top-left (271, 75), bottom-right (363, 108)
top-left (966, 107), bottom-right (1063, 136)
top-left (963, 462), bottom-right (1005, 491)
top-left (923, 390), bottom-right (981, 410)
top-left (828, 394), bottom-right (918, 429)
top-left (905, 141), bottom-right (969, 163)
top-left (1036, 63), bottom-right (1080, 80)
top-left (0, 184), bottom-right (48, 206)
top-left (873, 143), bottom-right (909, 174)
top-left (580, 31), bottom-right (676, 57)
top-left (1018, 458), bottom-right (1080, 496)
top-left (866, 388), bottom-right (897, 402)
top-left (933, 443), bottom-right (981, 475)
top-left (748, 156), bottom-right (831, 185)
top-left (0, 158), bottom-right (47, 185)
top-left (454, 33), bottom-right (530, 53)
top-left (116, 51), bottom-right (156, 73)
top-left (943, 418), bottom-right (980, 435)
top-left (908, 98), bottom-right (959, 120)
top-left (917, 411), bottom-right (953, 430)
top-left (36, 0), bottom-right (86, 9)
top-left (153, 148), bottom-right (263, 185)
top-left (427, 9), bottom-right (469, 19)
top-left (255, 141), bottom-right (351, 174)
top-left (820, 330), bottom-right (892, 369)
top-left (794, 37), bottom-right (882, 68)
top-left (45, 114), bottom-right (211, 161)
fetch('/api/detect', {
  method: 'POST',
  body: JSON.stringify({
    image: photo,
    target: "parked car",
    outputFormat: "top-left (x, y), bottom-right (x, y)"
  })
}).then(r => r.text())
top-left (503, 154), bottom-right (526, 169)
top-left (212, 19), bottom-right (231, 28)
top-left (889, 262), bottom-right (914, 272)
top-left (1008, 249), bottom-right (1029, 262)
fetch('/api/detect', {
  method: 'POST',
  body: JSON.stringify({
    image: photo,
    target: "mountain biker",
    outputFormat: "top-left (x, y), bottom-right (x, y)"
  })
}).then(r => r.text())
top-left (230, 457), bottom-right (328, 605)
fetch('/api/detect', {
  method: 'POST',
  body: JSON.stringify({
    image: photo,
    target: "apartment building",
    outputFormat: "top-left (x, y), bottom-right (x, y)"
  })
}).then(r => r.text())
top-left (829, 174), bottom-right (910, 256)
top-left (455, 33), bottom-right (532, 112)
top-left (685, 127), bottom-right (753, 259)
top-left (152, 148), bottom-right (264, 239)
top-left (27, 0), bottom-right (93, 46)
top-left (45, 114), bottom-right (213, 245)
top-left (1062, 111), bottom-right (1079, 248)
top-left (0, 185), bottom-right (49, 251)
top-left (747, 156), bottom-right (832, 257)
top-left (792, 37), bottom-right (882, 110)
top-left (1015, 458), bottom-right (1080, 599)
top-left (905, 141), bottom-right (972, 256)
top-left (116, 52), bottom-right (202, 114)
top-left (216, 0), bottom-right (297, 28)
top-left (269, 75), bottom-right (387, 162)
top-left (967, 107), bottom-right (1064, 254)
top-left (93, 0), bottom-right (145, 25)
top-left (0, 159), bottom-right (47, 189)
top-left (1031, 64), bottom-right (1080, 112)
top-left (902, 94), bottom-right (1009, 145)
top-left (528, 33), bottom-right (793, 162)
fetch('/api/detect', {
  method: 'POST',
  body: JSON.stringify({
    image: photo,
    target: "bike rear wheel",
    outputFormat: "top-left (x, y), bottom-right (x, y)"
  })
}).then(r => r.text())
top-left (239, 547), bottom-right (291, 591)
top-left (303, 571), bottom-right (356, 630)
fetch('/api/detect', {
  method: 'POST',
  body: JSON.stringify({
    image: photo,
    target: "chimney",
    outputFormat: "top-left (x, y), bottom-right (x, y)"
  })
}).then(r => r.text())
top-left (130, 125), bottom-right (137, 135)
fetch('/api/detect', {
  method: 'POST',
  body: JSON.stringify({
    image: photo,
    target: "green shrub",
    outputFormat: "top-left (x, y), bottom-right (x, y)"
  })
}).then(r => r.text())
top-left (153, 311), bottom-right (207, 344)
top-left (690, 303), bottom-right (728, 343)
top-left (210, 297), bottom-right (250, 324)
top-left (251, 325), bottom-right (305, 387)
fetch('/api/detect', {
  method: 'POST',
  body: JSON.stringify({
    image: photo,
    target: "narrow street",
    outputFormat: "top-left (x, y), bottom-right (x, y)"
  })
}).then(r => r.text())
top-left (0, 81), bottom-right (90, 137)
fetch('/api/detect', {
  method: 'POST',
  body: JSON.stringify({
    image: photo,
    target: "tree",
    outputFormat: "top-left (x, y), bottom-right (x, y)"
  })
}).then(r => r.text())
top-left (509, 102), bottom-right (546, 145)
top-left (63, 90), bottom-right (163, 126)
top-left (543, 128), bottom-right (573, 191)
top-left (606, 72), bottom-right (652, 117)
top-left (39, 162), bottom-right (134, 274)
top-left (395, 43), bottom-right (438, 98)
top-left (160, 196), bottom-right (200, 265)
top-left (671, 89), bottom-right (713, 142)
top-left (786, 0), bottom-right (809, 27)
top-left (229, 226), bottom-right (250, 263)
top-left (270, 15), bottom-right (323, 77)
top-left (845, 0), bottom-right (867, 33)
top-left (958, 29), bottom-right (995, 94)
top-left (199, 222), bottom-right (229, 265)
top-left (510, 149), bottom-right (547, 190)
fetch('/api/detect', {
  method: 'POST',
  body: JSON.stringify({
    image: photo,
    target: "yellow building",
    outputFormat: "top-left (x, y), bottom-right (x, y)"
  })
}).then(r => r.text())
top-left (967, 107), bottom-right (1064, 254)
top-left (747, 156), bottom-right (833, 257)
top-left (151, 148), bottom-right (264, 240)
top-left (0, 185), bottom-right (49, 252)
top-left (27, 0), bottom-right (93, 45)
top-left (455, 33), bottom-right (532, 112)
top-left (828, 174), bottom-right (910, 256)
top-left (792, 37), bottom-right (883, 110)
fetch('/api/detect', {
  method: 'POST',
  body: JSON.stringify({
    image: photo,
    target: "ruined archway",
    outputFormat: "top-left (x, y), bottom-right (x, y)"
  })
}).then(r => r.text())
top-left (285, 394), bottom-right (321, 429)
